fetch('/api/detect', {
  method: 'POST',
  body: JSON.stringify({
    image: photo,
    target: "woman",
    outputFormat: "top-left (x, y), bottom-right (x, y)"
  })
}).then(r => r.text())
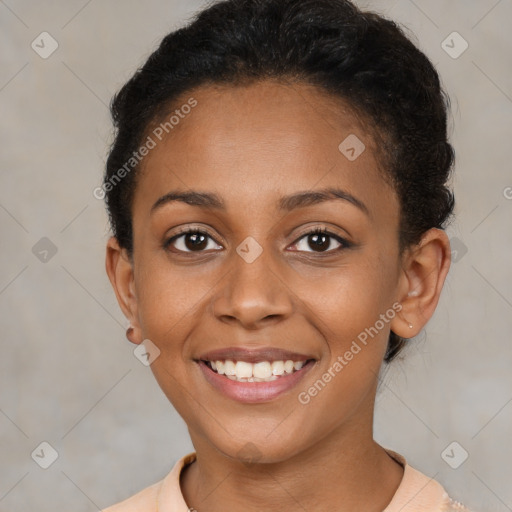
top-left (101, 0), bottom-right (473, 510)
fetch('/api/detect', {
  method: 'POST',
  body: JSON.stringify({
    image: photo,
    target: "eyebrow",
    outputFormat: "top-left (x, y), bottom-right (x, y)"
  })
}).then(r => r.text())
top-left (150, 187), bottom-right (369, 216)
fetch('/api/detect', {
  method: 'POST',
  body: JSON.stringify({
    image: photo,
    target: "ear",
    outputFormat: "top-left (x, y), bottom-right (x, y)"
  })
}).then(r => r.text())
top-left (391, 228), bottom-right (451, 338)
top-left (105, 236), bottom-right (143, 345)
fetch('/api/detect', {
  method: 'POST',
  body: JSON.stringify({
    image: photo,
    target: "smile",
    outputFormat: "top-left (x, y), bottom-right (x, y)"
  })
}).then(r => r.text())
top-left (195, 347), bottom-right (317, 403)
top-left (204, 359), bottom-right (309, 382)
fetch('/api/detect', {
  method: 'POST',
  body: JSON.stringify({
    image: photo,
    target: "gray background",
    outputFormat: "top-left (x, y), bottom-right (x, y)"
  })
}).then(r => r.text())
top-left (1, 0), bottom-right (511, 510)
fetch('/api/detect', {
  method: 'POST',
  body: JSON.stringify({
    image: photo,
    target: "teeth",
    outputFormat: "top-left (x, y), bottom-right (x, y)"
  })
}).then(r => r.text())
top-left (253, 361), bottom-right (272, 379)
top-left (207, 358), bottom-right (308, 382)
top-left (224, 360), bottom-right (236, 376)
top-left (235, 361), bottom-right (253, 379)
top-left (284, 360), bottom-right (294, 373)
top-left (272, 361), bottom-right (284, 375)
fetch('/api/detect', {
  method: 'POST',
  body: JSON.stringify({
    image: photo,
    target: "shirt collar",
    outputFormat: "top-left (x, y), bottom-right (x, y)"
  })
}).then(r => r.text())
top-left (156, 449), bottom-right (447, 512)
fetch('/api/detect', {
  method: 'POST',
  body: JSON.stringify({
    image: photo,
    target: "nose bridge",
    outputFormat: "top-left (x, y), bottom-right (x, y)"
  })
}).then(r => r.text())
top-left (233, 237), bottom-right (274, 290)
top-left (212, 236), bottom-right (293, 327)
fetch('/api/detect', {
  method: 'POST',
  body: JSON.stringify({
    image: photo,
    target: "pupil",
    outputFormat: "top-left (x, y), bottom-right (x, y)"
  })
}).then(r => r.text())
top-left (186, 233), bottom-right (207, 251)
top-left (310, 233), bottom-right (328, 252)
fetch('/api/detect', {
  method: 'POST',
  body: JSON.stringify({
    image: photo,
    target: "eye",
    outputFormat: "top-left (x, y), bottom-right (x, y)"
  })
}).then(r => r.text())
top-left (164, 228), bottom-right (222, 253)
top-left (164, 227), bottom-right (350, 255)
top-left (289, 228), bottom-right (349, 253)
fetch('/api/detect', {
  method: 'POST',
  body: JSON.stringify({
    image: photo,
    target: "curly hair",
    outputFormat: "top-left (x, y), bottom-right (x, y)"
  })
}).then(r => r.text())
top-left (102, 0), bottom-right (455, 363)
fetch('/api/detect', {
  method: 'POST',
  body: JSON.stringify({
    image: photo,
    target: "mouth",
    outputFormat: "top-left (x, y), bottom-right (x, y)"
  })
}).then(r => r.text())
top-left (195, 347), bottom-right (317, 403)
top-left (202, 358), bottom-right (314, 382)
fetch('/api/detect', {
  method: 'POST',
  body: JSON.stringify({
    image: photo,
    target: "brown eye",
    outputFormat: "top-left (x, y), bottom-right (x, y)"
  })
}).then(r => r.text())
top-left (307, 232), bottom-right (332, 252)
top-left (165, 230), bottom-right (222, 253)
top-left (290, 228), bottom-right (349, 254)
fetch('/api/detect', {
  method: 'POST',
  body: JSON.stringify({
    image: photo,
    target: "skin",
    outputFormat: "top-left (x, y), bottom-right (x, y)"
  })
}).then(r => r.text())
top-left (106, 80), bottom-right (451, 512)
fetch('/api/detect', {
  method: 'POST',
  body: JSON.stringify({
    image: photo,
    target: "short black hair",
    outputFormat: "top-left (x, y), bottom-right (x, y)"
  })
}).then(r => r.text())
top-left (103, 0), bottom-right (455, 363)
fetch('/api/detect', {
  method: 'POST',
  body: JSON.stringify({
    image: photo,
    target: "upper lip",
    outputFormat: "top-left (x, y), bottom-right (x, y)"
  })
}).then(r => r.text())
top-left (197, 346), bottom-right (315, 363)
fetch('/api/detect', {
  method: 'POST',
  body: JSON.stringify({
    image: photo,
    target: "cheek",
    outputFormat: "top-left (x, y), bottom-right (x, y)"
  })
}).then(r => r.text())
top-left (294, 255), bottom-right (396, 401)
top-left (135, 257), bottom-right (211, 343)
top-left (134, 261), bottom-right (213, 416)
top-left (292, 286), bottom-right (393, 444)
top-left (301, 256), bottom-right (397, 347)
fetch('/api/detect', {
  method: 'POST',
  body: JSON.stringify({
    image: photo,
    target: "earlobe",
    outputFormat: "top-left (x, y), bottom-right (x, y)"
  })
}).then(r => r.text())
top-left (125, 324), bottom-right (141, 345)
top-left (105, 236), bottom-right (143, 345)
top-left (391, 228), bottom-right (451, 338)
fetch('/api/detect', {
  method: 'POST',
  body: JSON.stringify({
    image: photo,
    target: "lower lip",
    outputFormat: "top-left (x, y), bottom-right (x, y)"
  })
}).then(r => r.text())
top-left (197, 360), bottom-right (315, 403)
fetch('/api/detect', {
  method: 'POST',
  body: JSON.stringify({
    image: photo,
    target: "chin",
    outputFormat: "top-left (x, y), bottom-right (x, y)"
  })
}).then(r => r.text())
top-left (205, 429), bottom-right (310, 466)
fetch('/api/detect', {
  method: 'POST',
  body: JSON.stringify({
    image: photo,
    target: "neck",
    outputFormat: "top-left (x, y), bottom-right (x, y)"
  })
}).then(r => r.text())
top-left (180, 415), bottom-right (404, 512)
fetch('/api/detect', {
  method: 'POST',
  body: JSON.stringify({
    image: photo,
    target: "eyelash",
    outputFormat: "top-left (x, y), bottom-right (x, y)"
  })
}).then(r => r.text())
top-left (163, 227), bottom-right (351, 255)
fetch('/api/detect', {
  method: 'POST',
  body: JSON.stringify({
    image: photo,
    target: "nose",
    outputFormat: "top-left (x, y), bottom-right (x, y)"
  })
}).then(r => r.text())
top-left (211, 243), bottom-right (294, 330)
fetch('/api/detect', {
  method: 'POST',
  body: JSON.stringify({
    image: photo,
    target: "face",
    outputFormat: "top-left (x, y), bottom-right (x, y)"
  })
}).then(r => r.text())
top-left (112, 80), bottom-right (410, 463)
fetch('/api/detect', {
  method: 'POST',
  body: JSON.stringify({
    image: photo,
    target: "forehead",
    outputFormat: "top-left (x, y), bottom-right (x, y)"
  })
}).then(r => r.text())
top-left (133, 80), bottom-right (397, 222)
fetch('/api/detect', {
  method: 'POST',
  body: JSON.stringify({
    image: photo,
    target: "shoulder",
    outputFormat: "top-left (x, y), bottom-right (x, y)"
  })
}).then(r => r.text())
top-left (101, 452), bottom-right (197, 512)
top-left (101, 480), bottom-right (162, 512)
top-left (383, 449), bottom-right (475, 512)
top-left (440, 495), bottom-right (475, 511)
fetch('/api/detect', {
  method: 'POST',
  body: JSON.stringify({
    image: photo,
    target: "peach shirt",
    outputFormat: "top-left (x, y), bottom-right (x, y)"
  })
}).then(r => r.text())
top-left (102, 449), bottom-right (473, 512)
